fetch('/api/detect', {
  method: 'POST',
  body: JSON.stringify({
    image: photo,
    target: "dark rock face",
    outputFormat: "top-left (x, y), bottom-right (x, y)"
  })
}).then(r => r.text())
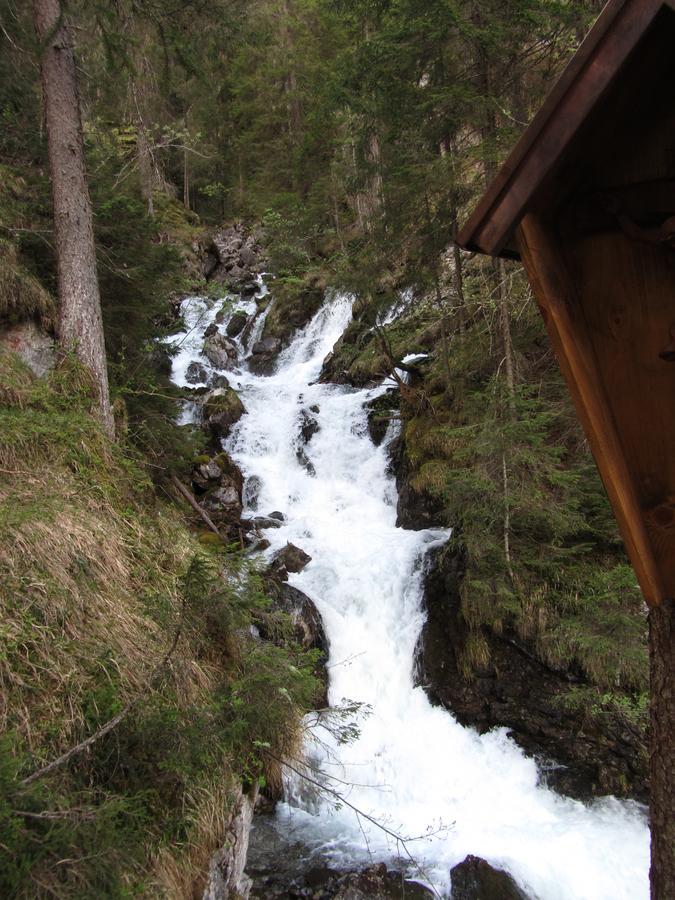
top-left (298, 409), bottom-right (320, 444)
top-left (227, 310), bottom-right (249, 338)
top-left (262, 582), bottom-right (327, 653)
top-left (268, 543), bottom-right (312, 580)
top-left (449, 856), bottom-right (527, 900)
top-left (390, 434), bottom-right (445, 530)
top-left (365, 389), bottom-right (399, 447)
top-left (204, 331), bottom-right (239, 370)
top-left (252, 336), bottom-right (282, 356)
top-left (417, 536), bottom-right (649, 800)
top-left (248, 336), bottom-right (283, 375)
top-left (209, 224), bottom-right (265, 289)
top-left (202, 482), bottom-right (243, 523)
top-left (185, 360), bottom-right (208, 384)
top-left (209, 373), bottom-right (231, 390)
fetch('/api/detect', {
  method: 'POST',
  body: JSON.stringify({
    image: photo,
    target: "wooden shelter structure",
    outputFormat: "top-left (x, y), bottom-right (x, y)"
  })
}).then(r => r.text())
top-left (457, 0), bottom-right (675, 896)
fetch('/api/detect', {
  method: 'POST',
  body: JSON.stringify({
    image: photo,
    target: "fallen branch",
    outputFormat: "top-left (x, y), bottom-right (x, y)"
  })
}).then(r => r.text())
top-left (20, 591), bottom-right (187, 788)
top-left (171, 474), bottom-right (221, 536)
top-left (265, 749), bottom-right (447, 899)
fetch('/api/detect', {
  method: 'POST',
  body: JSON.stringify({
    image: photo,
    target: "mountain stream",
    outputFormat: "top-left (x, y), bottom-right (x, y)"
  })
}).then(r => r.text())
top-left (169, 287), bottom-right (649, 900)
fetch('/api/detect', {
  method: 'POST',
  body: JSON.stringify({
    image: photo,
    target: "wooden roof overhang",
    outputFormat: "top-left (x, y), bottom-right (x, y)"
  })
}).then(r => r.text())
top-left (457, 0), bottom-right (675, 607)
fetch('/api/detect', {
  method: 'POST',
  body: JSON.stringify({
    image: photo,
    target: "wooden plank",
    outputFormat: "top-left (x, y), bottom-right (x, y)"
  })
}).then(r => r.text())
top-left (458, 0), bottom-right (672, 258)
top-left (517, 212), bottom-right (665, 606)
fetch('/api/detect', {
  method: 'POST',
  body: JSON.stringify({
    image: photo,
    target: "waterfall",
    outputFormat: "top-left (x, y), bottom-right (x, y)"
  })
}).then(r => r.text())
top-left (169, 289), bottom-right (649, 900)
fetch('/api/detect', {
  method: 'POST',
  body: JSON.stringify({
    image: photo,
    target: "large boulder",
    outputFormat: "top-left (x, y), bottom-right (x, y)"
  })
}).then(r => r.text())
top-left (449, 856), bottom-right (527, 900)
top-left (226, 310), bottom-right (249, 338)
top-left (204, 331), bottom-right (238, 370)
top-left (203, 386), bottom-right (245, 439)
top-left (248, 336), bottom-right (282, 376)
top-left (201, 480), bottom-right (243, 523)
top-left (278, 583), bottom-right (326, 651)
top-left (267, 543), bottom-right (312, 580)
top-left (185, 360), bottom-right (208, 384)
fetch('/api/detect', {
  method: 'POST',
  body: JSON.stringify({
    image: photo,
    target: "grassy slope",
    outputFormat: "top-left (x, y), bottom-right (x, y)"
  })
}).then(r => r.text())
top-left (0, 350), bottom-right (320, 898)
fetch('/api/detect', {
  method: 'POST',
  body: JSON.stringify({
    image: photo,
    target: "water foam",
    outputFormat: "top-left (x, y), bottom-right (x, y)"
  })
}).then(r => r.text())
top-left (171, 290), bottom-right (650, 899)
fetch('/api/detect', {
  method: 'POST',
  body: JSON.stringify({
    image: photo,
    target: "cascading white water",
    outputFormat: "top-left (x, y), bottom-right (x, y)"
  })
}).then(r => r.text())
top-left (169, 289), bottom-right (650, 900)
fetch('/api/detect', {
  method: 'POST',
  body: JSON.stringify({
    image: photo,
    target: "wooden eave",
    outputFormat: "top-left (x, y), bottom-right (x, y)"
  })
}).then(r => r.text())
top-left (457, 0), bottom-right (675, 260)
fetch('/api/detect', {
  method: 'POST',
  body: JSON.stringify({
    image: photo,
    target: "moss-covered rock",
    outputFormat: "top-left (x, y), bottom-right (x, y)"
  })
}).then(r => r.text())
top-left (262, 271), bottom-right (326, 347)
top-left (203, 386), bottom-right (246, 440)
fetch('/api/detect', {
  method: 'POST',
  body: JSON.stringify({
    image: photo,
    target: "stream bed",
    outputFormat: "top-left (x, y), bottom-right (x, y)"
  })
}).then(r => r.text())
top-left (169, 287), bottom-right (650, 900)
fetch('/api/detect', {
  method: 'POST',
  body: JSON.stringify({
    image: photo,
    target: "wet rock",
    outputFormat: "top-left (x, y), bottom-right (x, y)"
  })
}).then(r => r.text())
top-left (298, 409), bottom-right (320, 444)
top-left (252, 336), bottom-right (282, 356)
top-left (185, 360), bottom-right (208, 384)
top-left (227, 310), bottom-right (249, 338)
top-left (248, 838), bottom-right (433, 900)
top-left (449, 856), bottom-right (527, 900)
top-left (268, 543), bottom-right (312, 580)
top-left (272, 583), bottom-right (326, 652)
top-left (244, 475), bottom-right (263, 510)
top-left (295, 446), bottom-right (316, 477)
top-left (203, 386), bottom-right (245, 439)
top-left (249, 336), bottom-right (283, 375)
top-left (334, 864), bottom-right (433, 899)
top-left (204, 331), bottom-right (239, 369)
top-left (365, 389), bottom-right (399, 447)
top-left (209, 373), bottom-right (231, 390)
top-left (204, 322), bottom-right (218, 338)
top-left (240, 281), bottom-right (259, 299)
top-left (268, 511), bottom-right (285, 522)
top-left (244, 515), bottom-right (283, 530)
top-left (215, 302), bottom-right (231, 325)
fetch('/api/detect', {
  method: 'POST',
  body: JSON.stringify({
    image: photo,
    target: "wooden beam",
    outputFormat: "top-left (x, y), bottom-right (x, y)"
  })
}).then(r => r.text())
top-left (518, 212), bottom-right (665, 606)
top-left (458, 0), bottom-right (673, 257)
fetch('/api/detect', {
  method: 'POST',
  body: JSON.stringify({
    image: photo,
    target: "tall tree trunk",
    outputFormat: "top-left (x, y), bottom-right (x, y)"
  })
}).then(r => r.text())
top-left (32, 0), bottom-right (113, 437)
top-left (649, 597), bottom-right (675, 899)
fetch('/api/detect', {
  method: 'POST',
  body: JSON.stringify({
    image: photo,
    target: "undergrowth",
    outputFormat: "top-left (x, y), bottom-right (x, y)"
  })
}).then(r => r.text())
top-left (0, 351), bottom-right (321, 898)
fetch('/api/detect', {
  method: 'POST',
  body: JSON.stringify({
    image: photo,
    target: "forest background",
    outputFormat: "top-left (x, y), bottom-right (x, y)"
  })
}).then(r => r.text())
top-left (0, 0), bottom-right (648, 896)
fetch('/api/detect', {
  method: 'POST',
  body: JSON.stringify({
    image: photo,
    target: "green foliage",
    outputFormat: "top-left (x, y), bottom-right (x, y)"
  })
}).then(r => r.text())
top-left (0, 355), bottom-right (320, 897)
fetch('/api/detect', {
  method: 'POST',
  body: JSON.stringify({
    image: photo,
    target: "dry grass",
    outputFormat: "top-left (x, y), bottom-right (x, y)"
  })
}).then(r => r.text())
top-left (151, 777), bottom-right (239, 899)
top-left (0, 467), bottom-right (204, 762)
top-left (0, 243), bottom-right (55, 328)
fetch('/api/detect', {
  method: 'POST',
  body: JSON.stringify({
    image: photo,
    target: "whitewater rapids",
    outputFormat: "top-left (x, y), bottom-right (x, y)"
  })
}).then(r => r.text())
top-left (170, 289), bottom-right (649, 899)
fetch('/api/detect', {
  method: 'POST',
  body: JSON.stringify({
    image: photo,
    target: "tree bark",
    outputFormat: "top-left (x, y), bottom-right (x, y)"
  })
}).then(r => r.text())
top-left (649, 597), bottom-right (675, 899)
top-left (32, 0), bottom-right (113, 436)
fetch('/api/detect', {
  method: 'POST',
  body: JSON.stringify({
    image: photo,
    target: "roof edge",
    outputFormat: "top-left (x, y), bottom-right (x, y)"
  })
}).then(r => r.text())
top-left (457, 0), bottom-right (671, 258)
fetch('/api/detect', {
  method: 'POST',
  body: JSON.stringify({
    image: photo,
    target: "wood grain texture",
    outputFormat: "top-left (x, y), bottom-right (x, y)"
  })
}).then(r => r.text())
top-left (518, 213), bottom-right (666, 606)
